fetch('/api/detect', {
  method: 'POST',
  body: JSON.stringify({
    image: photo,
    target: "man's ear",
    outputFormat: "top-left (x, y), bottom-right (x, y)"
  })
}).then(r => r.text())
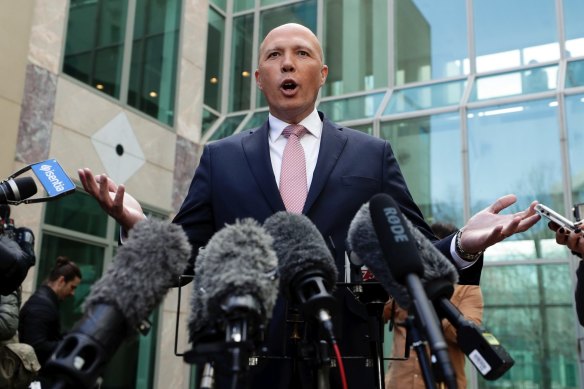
top-left (255, 69), bottom-right (262, 90)
top-left (320, 64), bottom-right (329, 86)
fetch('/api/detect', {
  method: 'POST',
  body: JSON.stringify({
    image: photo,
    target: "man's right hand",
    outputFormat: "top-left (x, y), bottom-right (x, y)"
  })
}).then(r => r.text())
top-left (78, 168), bottom-right (145, 232)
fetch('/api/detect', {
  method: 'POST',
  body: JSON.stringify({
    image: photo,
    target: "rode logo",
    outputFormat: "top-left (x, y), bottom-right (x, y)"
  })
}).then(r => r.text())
top-left (39, 164), bottom-right (65, 192)
top-left (383, 206), bottom-right (409, 242)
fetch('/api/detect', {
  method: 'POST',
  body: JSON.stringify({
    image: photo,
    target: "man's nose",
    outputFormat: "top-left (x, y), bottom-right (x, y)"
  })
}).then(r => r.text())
top-left (281, 53), bottom-right (295, 72)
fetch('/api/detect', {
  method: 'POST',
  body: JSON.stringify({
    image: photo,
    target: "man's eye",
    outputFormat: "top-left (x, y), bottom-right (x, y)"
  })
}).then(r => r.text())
top-left (267, 52), bottom-right (279, 58)
top-left (298, 51), bottom-right (308, 56)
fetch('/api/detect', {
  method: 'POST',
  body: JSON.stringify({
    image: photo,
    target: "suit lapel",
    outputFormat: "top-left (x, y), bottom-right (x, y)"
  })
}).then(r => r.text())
top-left (242, 122), bottom-right (286, 212)
top-left (303, 117), bottom-right (347, 213)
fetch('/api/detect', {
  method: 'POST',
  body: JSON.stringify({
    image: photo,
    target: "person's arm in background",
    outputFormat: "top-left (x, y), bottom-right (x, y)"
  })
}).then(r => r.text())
top-left (0, 289), bottom-right (20, 341)
top-left (19, 302), bottom-right (60, 365)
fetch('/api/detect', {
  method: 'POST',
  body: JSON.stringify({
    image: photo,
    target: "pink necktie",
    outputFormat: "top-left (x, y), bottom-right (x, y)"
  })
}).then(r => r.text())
top-left (280, 124), bottom-right (308, 213)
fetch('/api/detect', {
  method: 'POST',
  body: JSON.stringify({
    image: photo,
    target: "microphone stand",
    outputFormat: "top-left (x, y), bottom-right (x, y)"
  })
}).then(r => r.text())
top-left (402, 316), bottom-right (437, 389)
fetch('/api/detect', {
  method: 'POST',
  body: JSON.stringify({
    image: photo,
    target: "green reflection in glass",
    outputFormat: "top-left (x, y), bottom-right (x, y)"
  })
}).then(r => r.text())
top-left (351, 124), bottom-right (373, 135)
top-left (384, 80), bottom-right (466, 115)
top-left (127, 0), bottom-right (181, 126)
top-left (566, 93), bottom-right (584, 205)
top-left (322, 0), bottom-right (388, 97)
top-left (202, 108), bottom-right (220, 136)
top-left (380, 112), bottom-right (463, 227)
top-left (234, 0), bottom-right (254, 12)
top-left (467, 99), bottom-right (565, 259)
top-left (566, 60), bottom-right (584, 88)
top-left (63, 0), bottom-right (128, 98)
top-left (230, 14), bottom-right (254, 112)
top-left (209, 0), bottom-right (226, 11)
top-left (257, 0), bottom-right (317, 108)
top-left (45, 191), bottom-right (108, 237)
top-left (394, 0), bottom-right (468, 85)
top-left (241, 111), bottom-right (269, 131)
top-left (479, 264), bottom-right (579, 388)
top-left (205, 8), bottom-right (225, 111)
top-left (318, 92), bottom-right (384, 122)
top-left (470, 65), bottom-right (558, 102)
top-left (209, 114), bottom-right (247, 141)
top-left (37, 235), bottom-right (104, 330)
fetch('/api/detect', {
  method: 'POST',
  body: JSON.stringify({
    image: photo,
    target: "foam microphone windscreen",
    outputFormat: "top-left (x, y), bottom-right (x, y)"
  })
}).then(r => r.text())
top-left (198, 218), bottom-right (279, 326)
top-left (188, 246), bottom-right (211, 338)
top-left (263, 211), bottom-right (338, 297)
top-left (84, 219), bottom-right (191, 329)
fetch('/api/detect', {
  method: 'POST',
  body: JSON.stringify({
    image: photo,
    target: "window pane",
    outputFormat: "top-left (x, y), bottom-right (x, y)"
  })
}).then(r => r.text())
top-left (380, 113), bottom-right (463, 227)
top-left (234, 0), bottom-right (254, 12)
top-left (37, 235), bottom-right (104, 329)
top-left (473, 0), bottom-right (559, 73)
top-left (384, 80), bottom-right (466, 115)
top-left (394, 0), bottom-right (468, 85)
top-left (317, 92), bottom-right (384, 122)
top-left (322, 0), bottom-right (388, 96)
top-left (241, 111), bottom-right (269, 131)
top-left (351, 124), bottom-right (373, 136)
top-left (202, 108), bottom-right (220, 136)
top-left (479, 264), bottom-right (579, 388)
top-left (470, 66), bottom-right (558, 102)
top-left (566, 94), bottom-right (584, 205)
top-left (564, 0), bottom-right (584, 57)
top-left (204, 8), bottom-right (225, 111)
top-left (257, 0), bottom-right (317, 108)
top-left (229, 14), bottom-right (254, 112)
top-left (128, 0), bottom-right (181, 126)
top-left (63, 0), bottom-right (128, 98)
top-left (467, 100), bottom-right (567, 260)
top-left (44, 191), bottom-right (108, 237)
top-left (566, 60), bottom-right (584, 88)
top-left (209, 114), bottom-right (246, 141)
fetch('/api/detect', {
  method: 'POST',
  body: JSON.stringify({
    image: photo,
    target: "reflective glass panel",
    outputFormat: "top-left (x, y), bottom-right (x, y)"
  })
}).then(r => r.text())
top-left (209, 0), bottom-right (226, 11)
top-left (564, 0), bottom-right (584, 57)
top-left (394, 0), bottom-right (468, 85)
top-left (205, 8), bottom-right (225, 111)
top-left (467, 99), bottom-right (566, 260)
top-left (473, 0), bottom-right (559, 73)
top-left (322, 0), bottom-right (388, 96)
top-left (241, 111), bottom-right (269, 131)
top-left (566, 94), bottom-right (584, 205)
top-left (351, 124), bottom-right (373, 136)
top-left (44, 191), bottom-right (108, 237)
top-left (470, 65), bottom-right (558, 102)
top-left (479, 264), bottom-right (579, 388)
top-left (257, 0), bottom-right (317, 108)
top-left (209, 114), bottom-right (247, 141)
top-left (318, 92), bottom-right (384, 122)
top-left (234, 0), bottom-right (254, 12)
top-left (380, 112), bottom-right (463, 227)
top-left (229, 14), bottom-right (254, 112)
top-left (127, 0), bottom-right (181, 126)
top-left (566, 60), bottom-right (584, 88)
top-left (63, 0), bottom-right (128, 98)
top-left (384, 80), bottom-right (466, 115)
top-left (202, 108), bottom-right (220, 136)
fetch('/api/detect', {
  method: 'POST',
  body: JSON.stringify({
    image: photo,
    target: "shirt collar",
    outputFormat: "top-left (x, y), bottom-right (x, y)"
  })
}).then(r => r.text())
top-left (268, 109), bottom-right (322, 142)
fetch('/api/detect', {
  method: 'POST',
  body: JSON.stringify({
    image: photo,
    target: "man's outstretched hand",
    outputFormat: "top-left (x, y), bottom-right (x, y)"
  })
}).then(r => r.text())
top-left (459, 194), bottom-right (540, 254)
top-left (78, 168), bottom-right (146, 232)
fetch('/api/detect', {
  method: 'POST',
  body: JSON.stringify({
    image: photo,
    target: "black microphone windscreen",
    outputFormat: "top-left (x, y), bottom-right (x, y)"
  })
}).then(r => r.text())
top-left (347, 202), bottom-right (410, 307)
top-left (15, 177), bottom-right (38, 200)
top-left (0, 177), bottom-right (38, 203)
top-left (84, 219), bottom-right (191, 329)
top-left (199, 218), bottom-right (279, 326)
top-left (263, 212), bottom-right (338, 296)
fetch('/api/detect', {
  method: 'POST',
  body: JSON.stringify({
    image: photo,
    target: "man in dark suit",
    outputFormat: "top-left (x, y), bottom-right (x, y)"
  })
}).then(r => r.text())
top-left (79, 23), bottom-right (540, 388)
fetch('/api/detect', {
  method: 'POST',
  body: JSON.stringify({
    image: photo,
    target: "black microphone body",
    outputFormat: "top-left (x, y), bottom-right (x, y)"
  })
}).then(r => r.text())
top-left (45, 219), bottom-right (191, 389)
top-left (0, 177), bottom-right (37, 204)
top-left (369, 193), bottom-right (457, 389)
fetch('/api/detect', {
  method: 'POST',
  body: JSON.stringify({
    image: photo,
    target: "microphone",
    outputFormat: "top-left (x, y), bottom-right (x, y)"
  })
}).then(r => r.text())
top-left (0, 177), bottom-right (37, 204)
top-left (184, 219), bottom-right (279, 381)
top-left (348, 195), bottom-right (514, 381)
top-left (263, 211), bottom-right (338, 342)
top-left (44, 219), bottom-right (191, 389)
top-left (367, 193), bottom-right (456, 388)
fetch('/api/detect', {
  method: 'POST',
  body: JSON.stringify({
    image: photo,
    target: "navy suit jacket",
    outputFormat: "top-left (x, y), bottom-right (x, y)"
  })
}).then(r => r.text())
top-left (173, 112), bottom-right (454, 387)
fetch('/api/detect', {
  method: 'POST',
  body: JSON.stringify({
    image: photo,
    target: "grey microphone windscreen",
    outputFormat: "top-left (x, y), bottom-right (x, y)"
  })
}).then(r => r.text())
top-left (188, 246), bottom-right (210, 337)
top-left (198, 218), bottom-right (279, 326)
top-left (263, 212), bottom-right (338, 297)
top-left (84, 219), bottom-right (191, 329)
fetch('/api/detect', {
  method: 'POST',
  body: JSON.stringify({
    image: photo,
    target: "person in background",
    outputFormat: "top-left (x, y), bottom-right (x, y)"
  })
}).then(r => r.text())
top-left (384, 222), bottom-right (484, 389)
top-left (19, 256), bottom-right (81, 386)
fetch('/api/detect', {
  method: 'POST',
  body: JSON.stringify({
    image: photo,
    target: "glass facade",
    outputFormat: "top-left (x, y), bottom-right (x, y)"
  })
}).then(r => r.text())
top-left (63, 0), bottom-right (181, 126)
top-left (202, 1), bottom-right (584, 387)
